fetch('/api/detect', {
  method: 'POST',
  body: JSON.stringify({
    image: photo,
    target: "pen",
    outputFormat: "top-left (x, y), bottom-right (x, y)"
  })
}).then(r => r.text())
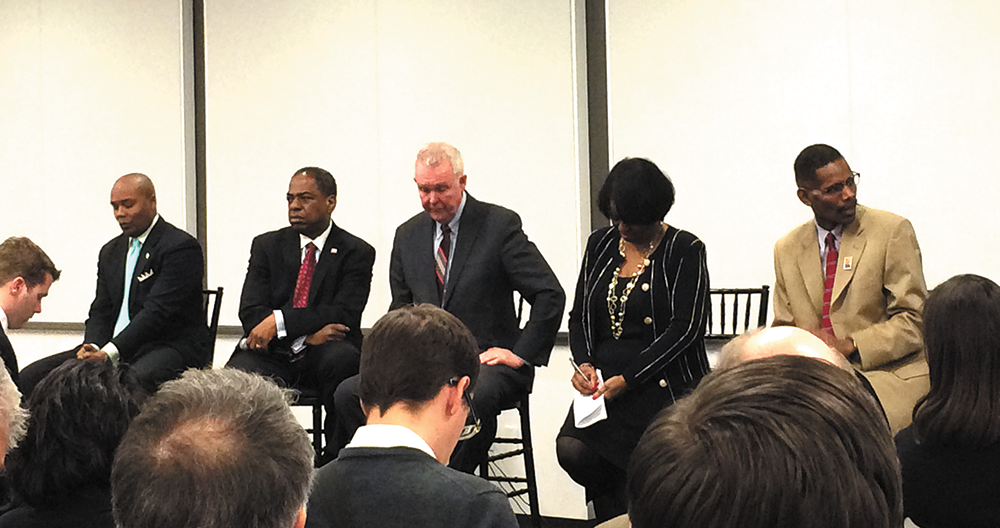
top-left (569, 357), bottom-right (590, 382)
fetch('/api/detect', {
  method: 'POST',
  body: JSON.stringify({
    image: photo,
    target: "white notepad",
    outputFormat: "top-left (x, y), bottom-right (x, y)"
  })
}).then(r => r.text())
top-left (573, 368), bottom-right (607, 428)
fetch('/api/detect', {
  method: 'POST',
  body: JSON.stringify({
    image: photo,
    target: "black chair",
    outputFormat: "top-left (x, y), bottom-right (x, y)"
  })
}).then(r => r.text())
top-left (705, 286), bottom-right (770, 340)
top-left (202, 287), bottom-right (224, 366)
top-left (292, 388), bottom-right (325, 467)
top-left (478, 296), bottom-right (542, 528)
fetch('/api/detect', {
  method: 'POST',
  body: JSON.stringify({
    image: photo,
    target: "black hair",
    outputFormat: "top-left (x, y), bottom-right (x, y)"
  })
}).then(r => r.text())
top-left (597, 157), bottom-right (675, 225)
top-left (6, 360), bottom-right (144, 508)
top-left (295, 166), bottom-right (337, 197)
top-left (793, 144), bottom-right (843, 187)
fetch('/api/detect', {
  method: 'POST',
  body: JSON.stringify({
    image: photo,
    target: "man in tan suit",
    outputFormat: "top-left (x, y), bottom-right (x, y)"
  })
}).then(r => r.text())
top-left (773, 143), bottom-right (928, 432)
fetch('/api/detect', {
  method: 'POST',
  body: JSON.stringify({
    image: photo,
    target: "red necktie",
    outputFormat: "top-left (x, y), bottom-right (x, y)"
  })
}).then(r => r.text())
top-left (436, 225), bottom-right (451, 301)
top-left (293, 242), bottom-right (316, 308)
top-left (821, 232), bottom-right (837, 336)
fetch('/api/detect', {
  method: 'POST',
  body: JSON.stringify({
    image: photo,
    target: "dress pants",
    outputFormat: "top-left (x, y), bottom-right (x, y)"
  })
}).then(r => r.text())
top-left (226, 339), bottom-right (360, 454)
top-left (18, 344), bottom-right (189, 398)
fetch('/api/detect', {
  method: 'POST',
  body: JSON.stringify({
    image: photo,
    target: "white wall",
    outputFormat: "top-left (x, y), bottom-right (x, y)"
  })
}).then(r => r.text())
top-left (0, 0), bottom-right (194, 322)
top-left (203, 0), bottom-right (588, 332)
top-left (608, 0), bottom-right (1000, 298)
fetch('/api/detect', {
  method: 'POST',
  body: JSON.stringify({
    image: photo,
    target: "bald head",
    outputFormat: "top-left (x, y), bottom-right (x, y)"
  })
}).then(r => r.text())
top-left (111, 173), bottom-right (158, 237)
top-left (719, 327), bottom-right (852, 372)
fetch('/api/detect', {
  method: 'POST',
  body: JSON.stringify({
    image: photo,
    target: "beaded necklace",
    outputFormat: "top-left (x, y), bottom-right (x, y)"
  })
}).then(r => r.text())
top-left (607, 237), bottom-right (655, 340)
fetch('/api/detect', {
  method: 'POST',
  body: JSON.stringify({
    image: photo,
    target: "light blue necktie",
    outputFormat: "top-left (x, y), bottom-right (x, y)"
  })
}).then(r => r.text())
top-left (113, 238), bottom-right (142, 337)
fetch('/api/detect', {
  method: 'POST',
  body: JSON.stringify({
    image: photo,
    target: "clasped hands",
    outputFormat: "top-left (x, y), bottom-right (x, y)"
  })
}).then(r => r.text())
top-left (245, 314), bottom-right (349, 350)
top-left (570, 362), bottom-right (626, 400)
top-left (75, 343), bottom-right (106, 362)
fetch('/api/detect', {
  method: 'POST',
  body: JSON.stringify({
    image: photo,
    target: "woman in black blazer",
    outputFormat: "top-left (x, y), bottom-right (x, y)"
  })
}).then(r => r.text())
top-left (556, 157), bottom-right (710, 522)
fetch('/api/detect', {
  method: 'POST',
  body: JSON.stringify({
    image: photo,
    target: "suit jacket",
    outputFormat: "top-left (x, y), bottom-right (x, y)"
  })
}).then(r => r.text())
top-left (84, 217), bottom-right (210, 366)
top-left (773, 205), bottom-right (928, 421)
top-left (306, 446), bottom-right (518, 528)
top-left (238, 222), bottom-right (375, 350)
top-left (0, 326), bottom-right (17, 383)
top-left (389, 194), bottom-right (564, 366)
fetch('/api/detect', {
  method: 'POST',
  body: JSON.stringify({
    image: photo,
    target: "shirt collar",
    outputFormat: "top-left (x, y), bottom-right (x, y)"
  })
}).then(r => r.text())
top-left (814, 220), bottom-right (844, 249)
top-left (299, 220), bottom-right (334, 253)
top-left (440, 191), bottom-right (468, 232)
top-left (345, 424), bottom-right (437, 459)
top-left (132, 214), bottom-right (160, 246)
top-left (0, 307), bottom-right (7, 334)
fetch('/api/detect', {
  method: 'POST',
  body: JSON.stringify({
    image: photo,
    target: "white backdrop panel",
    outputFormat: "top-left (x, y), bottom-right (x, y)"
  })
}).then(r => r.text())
top-left (609, 0), bottom-right (1000, 307)
top-left (0, 0), bottom-right (191, 323)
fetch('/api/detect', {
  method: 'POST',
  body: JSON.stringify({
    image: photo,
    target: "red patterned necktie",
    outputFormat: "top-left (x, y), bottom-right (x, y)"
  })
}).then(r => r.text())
top-left (821, 232), bottom-right (837, 336)
top-left (293, 242), bottom-right (317, 308)
top-left (436, 225), bottom-right (451, 301)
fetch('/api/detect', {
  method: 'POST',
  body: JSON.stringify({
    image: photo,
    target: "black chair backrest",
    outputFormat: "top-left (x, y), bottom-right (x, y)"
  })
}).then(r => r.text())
top-left (203, 287), bottom-right (224, 345)
top-left (705, 286), bottom-right (769, 340)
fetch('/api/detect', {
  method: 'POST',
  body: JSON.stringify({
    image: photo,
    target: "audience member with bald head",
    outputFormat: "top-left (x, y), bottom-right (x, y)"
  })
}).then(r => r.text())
top-left (627, 355), bottom-right (901, 528)
top-left (718, 326), bottom-right (885, 420)
top-left (111, 368), bottom-right (313, 528)
top-left (19, 173), bottom-right (210, 396)
top-left (718, 326), bottom-right (852, 371)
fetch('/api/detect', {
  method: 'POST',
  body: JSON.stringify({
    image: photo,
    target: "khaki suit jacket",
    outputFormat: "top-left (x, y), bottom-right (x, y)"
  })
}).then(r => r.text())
top-left (773, 205), bottom-right (928, 430)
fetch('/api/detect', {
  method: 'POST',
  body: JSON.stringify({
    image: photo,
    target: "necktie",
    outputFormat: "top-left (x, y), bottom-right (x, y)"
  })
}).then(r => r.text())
top-left (436, 225), bottom-right (451, 301)
top-left (293, 243), bottom-right (317, 308)
top-left (821, 232), bottom-right (838, 336)
top-left (113, 238), bottom-right (142, 337)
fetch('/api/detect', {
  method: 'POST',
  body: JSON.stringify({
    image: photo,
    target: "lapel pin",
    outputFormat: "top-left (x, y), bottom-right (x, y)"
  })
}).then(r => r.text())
top-left (843, 256), bottom-right (852, 271)
top-left (330, 248), bottom-right (338, 254)
top-left (145, 253), bottom-right (150, 259)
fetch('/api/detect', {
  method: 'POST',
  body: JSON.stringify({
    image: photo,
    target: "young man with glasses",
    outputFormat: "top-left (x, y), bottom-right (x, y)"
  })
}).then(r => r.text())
top-left (772, 143), bottom-right (929, 433)
top-left (305, 304), bottom-right (516, 528)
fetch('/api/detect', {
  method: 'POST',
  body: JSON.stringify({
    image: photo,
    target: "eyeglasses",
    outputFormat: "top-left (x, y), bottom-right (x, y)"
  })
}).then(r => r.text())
top-left (813, 172), bottom-right (860, 197)
top-left (449, 377), bottom-right (481, 441)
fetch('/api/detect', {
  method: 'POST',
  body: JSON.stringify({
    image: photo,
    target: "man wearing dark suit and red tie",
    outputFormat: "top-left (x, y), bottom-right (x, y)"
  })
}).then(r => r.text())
top-left (0, 237), bottom-right (60, 384)
top-left (227, 167), bottom-right (375, 453)
top-left (19, 173), bottom-right (210, 396)
top-left (334, 143), bottom-right (565, 473)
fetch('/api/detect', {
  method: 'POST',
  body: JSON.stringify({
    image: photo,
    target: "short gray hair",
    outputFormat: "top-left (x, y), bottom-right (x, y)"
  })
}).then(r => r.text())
top-left (112, 368), bottom-right (313, 528)
top-left (0, 359), bottom-right (27, 450)
top-left (416, 142), bottom-right (464, 176)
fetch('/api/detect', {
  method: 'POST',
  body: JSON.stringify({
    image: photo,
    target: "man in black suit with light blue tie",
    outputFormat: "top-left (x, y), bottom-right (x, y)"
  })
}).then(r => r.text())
top-left (334, 143), bottom-right (565, 472)
top-left (19, 173), bottom-right (210, 395)
top-left (227, 167), bottom-right (375, 453)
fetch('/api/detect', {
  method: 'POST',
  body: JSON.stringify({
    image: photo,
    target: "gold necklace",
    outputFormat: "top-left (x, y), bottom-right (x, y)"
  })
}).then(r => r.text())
top-left (607, 237), bottom-right (655, 339)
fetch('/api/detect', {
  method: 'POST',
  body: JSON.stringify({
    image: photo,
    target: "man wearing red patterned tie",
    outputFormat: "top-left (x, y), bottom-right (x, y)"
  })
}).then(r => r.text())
top-left (772, 144), bottom-right (929, 432)
top-left (228, 167), bottom-right (375, 454)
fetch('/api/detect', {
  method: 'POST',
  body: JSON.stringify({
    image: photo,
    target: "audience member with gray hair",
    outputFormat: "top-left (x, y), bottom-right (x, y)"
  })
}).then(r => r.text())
top-left (111, 368), bottom-right (313, 528)
top-left (0, 358), bottom-right (27, 469)
top-left (627, 355), bottom-right (902, 528)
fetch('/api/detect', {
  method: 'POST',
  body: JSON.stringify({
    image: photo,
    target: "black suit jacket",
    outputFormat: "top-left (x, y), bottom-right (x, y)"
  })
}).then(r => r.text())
top-left (238, 222), bottom-right (375, 350)
top-left (84, 217), bottom-right (210, 366)
top-left (0, 326), bottom-right (17, 383)
top-left (389, 194), bottom-right (564, 366)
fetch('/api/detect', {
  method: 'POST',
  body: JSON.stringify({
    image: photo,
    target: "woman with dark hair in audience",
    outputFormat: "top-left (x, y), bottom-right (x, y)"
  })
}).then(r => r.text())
top-left (895, 274), bottom-right (1000, 528)
top-left (556, 157), bottom-right (710, 521)
top-left (0, 359), bottom-right (144, 528)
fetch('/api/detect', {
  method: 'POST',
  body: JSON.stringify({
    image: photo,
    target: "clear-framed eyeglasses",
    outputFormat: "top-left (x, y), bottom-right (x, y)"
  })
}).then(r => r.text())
top-left (449, 377), bottom-right (481, 441)
top-left (816, 171), bottom-right (860, 196)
